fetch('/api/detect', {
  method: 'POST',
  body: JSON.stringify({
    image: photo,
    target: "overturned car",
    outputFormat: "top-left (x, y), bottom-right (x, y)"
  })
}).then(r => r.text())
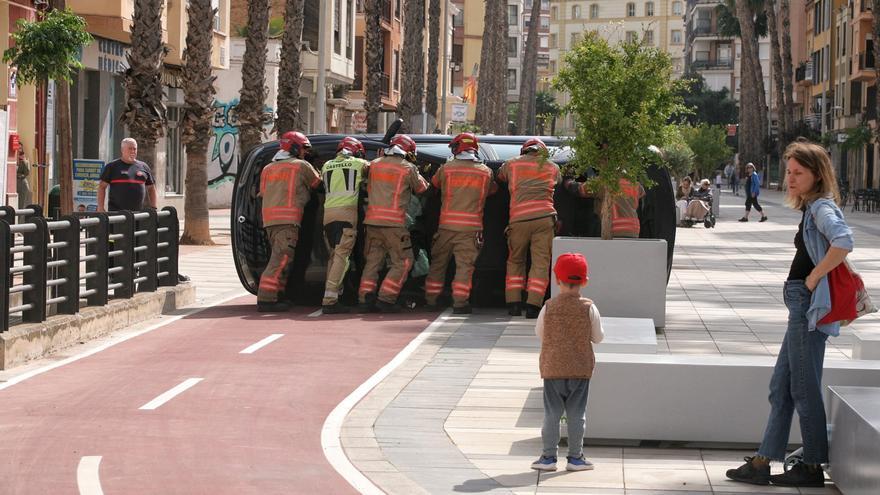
top-left (231, 126), bottom-right (675, 308)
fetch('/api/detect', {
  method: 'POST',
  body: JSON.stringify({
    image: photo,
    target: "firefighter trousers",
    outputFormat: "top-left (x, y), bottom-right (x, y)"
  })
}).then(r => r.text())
top-left (358, 226), bottom-right (414, 305)
top-left (424, 229), bottom-right (482, 308)
top-left (257, 224), bottom-right (300, 303)
top-left (322, 221), bottom-right (357, 306)
top-left (505, 216), bottom-right (554, 307)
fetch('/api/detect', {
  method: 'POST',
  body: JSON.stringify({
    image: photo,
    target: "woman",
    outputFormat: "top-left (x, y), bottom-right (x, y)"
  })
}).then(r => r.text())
top-left (687, 179), bottom-right (712, 221)
top-left (675, 177), bottom-right (694, 224)
top-left (726, 141), bottom-right (853, 488)
top-left (739, 162), bottom-right (768, 222)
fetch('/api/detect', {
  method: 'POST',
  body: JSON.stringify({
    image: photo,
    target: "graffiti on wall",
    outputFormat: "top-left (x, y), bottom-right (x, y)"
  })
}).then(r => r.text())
top-left (208, 99), bottom-right (274, 189)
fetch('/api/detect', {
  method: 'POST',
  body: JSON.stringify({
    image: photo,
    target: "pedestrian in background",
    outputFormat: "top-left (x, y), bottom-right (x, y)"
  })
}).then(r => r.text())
top-left (97, 138), bottom-right (157, 212)
top-left (530, 253), bottom-right (604, 473)
top-left (739, 163), bottom-right (767, 222)
top-left (727, 141), bottom-right (853, 488)
top-left (16, 148), bottom-right (32, 209)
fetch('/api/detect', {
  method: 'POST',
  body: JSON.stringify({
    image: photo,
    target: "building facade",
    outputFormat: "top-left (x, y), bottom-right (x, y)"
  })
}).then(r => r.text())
top-left (549, 0), bottom-right (686, 134)
top-left (524, 0), bottom-right (552, 90)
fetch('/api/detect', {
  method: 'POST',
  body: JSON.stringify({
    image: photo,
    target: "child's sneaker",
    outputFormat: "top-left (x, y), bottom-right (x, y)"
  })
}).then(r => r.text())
top-left (531, 455), bottom-right (557, 471)
top-left (566, 455), bottom-right (594, 471)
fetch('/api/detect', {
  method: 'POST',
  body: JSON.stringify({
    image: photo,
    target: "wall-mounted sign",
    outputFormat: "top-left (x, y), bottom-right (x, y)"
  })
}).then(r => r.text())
top-left (73, 159), bottom-right (104, 212)
top-left (79, 37), bottom-right (130, 73)
top-left (451, 103), bottom-right (468, 123)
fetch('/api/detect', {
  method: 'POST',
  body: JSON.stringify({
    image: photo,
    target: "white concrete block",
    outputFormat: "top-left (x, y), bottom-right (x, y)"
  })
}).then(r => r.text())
top-left (552, 237), bottom-right (667, 328)
top-left (586, 354), bottom-right (880, 444)
top-left (828, 386), bottom-right (880, 495)
top-left (852, 330), bottom-right (880, 360)
top-left (596, 317), bottom-right (657, 354)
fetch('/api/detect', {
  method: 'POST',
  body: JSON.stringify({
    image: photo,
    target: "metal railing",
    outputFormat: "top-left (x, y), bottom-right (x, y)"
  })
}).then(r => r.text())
top-left (1, 206), bottom-right (180, 332)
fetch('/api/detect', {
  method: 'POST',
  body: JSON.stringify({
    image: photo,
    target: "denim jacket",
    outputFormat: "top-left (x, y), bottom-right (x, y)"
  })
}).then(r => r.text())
top-left (803, 198), bottom-right (854, 337)
top-left (748, 171), bottom-right (761, 197)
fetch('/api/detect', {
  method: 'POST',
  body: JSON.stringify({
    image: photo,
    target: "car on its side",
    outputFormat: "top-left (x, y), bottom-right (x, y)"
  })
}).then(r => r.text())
top-left (231, 127), bottom-right (670, 307)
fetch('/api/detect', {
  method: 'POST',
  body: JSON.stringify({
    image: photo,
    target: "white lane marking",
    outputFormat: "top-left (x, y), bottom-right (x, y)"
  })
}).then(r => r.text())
top-left (321, 309), bottom-right (452, 495)
top-left (139, 378), bottom-right (203, 411)
top-left (77, 456), bottom-right (104, 495)
top-left (308, 309), bottom-right (323, 317)
top-left (239, 334), bottom-right (284, 354)
top-left (0, 291), bottom-right (248, 393)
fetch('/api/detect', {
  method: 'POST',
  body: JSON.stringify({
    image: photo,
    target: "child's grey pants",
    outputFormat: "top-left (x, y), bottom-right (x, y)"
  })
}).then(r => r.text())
top-left (542, 378), bottom-right (590, 457)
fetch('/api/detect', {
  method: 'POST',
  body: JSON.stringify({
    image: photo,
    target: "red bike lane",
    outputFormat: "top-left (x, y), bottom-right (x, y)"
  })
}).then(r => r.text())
top-left (0, 298), bottom-right (436, 494)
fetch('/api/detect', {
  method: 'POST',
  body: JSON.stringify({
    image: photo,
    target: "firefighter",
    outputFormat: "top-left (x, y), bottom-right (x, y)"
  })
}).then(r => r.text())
top-left (564, 176), bottom-right (646, 238)
top-left (320, 137), bottom-right (370, 314)
top-left (257, 131), bottom-right (322, 312)
top-left (357, 134), bottom-right (429, 313)
top-left (496, 138), bottom-right (561, 319)
top-left (424, 133), bottom-right (497, 314)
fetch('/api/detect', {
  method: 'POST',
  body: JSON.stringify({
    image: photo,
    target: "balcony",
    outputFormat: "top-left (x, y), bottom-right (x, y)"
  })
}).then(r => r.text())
top-left (796, 62), bottom-right (813, 87)
top-left (692, 59), bottom-right (732, 70)
top-left (852, 52), bottom-right (877, 82)
top-left (380, 0), bottom-right (393, 27)
top-left (854, 1), bottom-right (873, 26)
top-left (380, 73), bottom-right (391, 97)
top-left (693, 20), bottom-right (717, 38)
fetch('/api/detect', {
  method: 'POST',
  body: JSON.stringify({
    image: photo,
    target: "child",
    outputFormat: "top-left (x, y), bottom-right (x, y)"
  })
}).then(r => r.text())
top-left (531, 253), bottom-right (604, 472)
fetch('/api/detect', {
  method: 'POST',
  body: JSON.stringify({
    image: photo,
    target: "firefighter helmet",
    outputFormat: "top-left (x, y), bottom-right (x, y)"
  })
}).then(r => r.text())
top-left (521, 137), bottom-right (547, 155)
top-left (279, 131), bottom-right (311, 156)
top-left (449, 132), bottom-right (479, 155)
top-left (389, 134), bottom-right (417, 155)
top-left (337, 136), bottom-right (366, 158)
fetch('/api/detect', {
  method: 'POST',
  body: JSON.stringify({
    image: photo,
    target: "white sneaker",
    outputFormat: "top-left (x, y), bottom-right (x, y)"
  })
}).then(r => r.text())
top-left (566, 455), bottom-right (595, 471)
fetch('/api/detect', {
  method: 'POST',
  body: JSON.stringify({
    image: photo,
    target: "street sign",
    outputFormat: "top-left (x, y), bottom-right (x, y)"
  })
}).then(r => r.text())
top-left (727, 124), bottom-right (737, 136)
top-left (451, 103), bottom-right (468, 123)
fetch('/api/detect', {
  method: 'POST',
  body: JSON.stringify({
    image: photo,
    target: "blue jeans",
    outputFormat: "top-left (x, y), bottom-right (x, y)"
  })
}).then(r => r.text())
top-left (542, 378), bottom-right (590, 458)
top-left (757, 280), bottom-right (829, 464)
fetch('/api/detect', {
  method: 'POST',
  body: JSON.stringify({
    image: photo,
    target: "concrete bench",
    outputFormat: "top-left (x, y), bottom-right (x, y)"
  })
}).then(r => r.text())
top-left (828, 386), bottom-right (880, 495)
top-left (596, 317), bottom-right (657, 354)
top-left (852, 330), bottom-right (880, 360)
top-left (585, 354), bottom-right (880, 444)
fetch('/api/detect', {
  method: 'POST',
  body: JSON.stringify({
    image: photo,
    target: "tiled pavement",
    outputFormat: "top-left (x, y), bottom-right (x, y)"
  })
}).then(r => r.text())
top-left (342, 189), bottom-right (880, 494)
top-left (178, 208), bottom-right (247, 305)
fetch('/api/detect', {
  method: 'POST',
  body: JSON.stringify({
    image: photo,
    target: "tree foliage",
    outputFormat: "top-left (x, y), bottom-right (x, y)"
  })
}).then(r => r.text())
top-left (553, 32), bottom-right (686, 238)
top-left (3, 8), bottom-right (92, 85)
top-left (661, 126), bottom-right (695, 179)
top-left (536, 90), bottom-right (560, 134)
top-left (716, 0), bottom-right (768, 38)
top-left (677, 74), bottom-right (738, 126)
top-left (680, 124), bottom-right (733, 179)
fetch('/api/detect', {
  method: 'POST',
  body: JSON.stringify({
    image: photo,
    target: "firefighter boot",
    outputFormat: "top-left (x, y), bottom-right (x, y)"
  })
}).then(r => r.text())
top-left (508, 303), bottom-right (522, 316)
top-left (453, 304), bottom-right (472, 315)
top-left (322, 302), bottom-right (350, 314)
top-left (525, 304), bottom-right (541, 319)
top-left (258, 301), bottom-right (290, 313)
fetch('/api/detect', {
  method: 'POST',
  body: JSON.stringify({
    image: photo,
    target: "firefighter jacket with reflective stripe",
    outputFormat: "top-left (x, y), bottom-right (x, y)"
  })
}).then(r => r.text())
top-left (260, 158), bottom-right (322, 227)
top-left (364, 156), bottom-right (429, 227)
top-left (611, 179), bottom-right (645, 237)
top-left (496, 154), bottom-right (560, 223)
top-left (431, 159), bottom-right (497, 231)
top-left (322, 154), bottom-right (369, 225)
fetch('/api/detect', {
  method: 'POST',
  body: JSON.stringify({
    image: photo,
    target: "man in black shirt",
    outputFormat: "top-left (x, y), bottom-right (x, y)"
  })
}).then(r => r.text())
top-left (97, 138), bottom-right (157, 212)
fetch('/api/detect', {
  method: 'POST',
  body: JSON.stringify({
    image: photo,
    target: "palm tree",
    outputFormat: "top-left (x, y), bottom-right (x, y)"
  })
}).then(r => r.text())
top-left (426, 0), bottom-right (441, 125)
top-left (518, 0), bottom-right (542, 135)
top-left (476, 0), bottom-right (508, 134)
top-left (730, 0), bottom-right (768, 167)
top-left (766, 0), bottom-right (786, 188)
top-left (276, 0), bottom-right (306, 134)
top-left (123, 0), bottom-right (167, 179)
top-left (400, 0), bottom-right (426, 132)
top-left (179, 0), bottom-right (216, 245)
top-left (873, 0), bottom-right (880, 140)
top-left (779, 0), bottom-right (795, 145)
top-left (363, 0), bottom-right (383, 133)
top-left (238, 0), bottom-right (270, 158)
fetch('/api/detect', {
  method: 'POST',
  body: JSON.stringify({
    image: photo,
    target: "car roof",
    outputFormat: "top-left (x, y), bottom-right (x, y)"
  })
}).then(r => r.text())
top-left (305, 133), bottom-right (566, 146)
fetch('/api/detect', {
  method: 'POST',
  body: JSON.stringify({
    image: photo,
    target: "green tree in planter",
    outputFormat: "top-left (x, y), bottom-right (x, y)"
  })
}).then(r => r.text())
top-left (553, 32), bottom-right (686, 239)
top-left (661, 126), bottom-right (695, 179)
top-left (680, 124), bottom-right (733, 179)
top-left (3, 8), bottom-right (92, 214)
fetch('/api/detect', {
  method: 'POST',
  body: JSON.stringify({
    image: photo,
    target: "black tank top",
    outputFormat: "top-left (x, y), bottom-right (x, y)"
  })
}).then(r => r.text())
top-left (788, 210), bottom-right (816, 281)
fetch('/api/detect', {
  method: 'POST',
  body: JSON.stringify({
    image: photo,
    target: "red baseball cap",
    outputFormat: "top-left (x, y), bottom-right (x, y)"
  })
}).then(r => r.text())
top-left (554, 253), bottom-right (589, 284)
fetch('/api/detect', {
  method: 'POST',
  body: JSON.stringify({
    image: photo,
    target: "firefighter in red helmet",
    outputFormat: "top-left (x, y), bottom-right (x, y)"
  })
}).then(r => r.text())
top-left (496, 137), bottom-right (561, 318)
top-left (257, 131), bottom-right (322, 312)
top-left (357, 134), bottom-right (429, 312)
top-left (423, 132), bottom-right (497, 313)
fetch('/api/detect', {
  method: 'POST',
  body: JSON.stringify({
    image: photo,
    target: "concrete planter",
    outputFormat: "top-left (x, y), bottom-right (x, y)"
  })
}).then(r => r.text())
top-left (552, 237), bottom-right (667, 328)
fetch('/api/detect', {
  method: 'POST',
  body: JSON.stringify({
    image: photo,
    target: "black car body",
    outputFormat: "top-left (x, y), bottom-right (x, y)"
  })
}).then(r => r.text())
top-left (231, 132), bottom-right (672, 307)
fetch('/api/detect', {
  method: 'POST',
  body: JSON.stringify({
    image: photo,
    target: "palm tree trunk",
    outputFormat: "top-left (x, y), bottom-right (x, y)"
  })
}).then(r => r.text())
top-left (180, 0), bottom-right (216, 245)
top-left (779, 0), bottom-right (795, 143)
top-left (426, 0), bottom-right (441, 123)
top-left (400, 0), bottom-right (426, 132)
top-left (600, 186), bottom-right (613, 240)
top-left (364, 0), bottom-right (383, 133)
top-left (476, 0), bottom-right (508, 134)
top-left (123, 0), bottom-right (167, 182)
top-left (767, 0), bottom-right (786, 189)
top-left (276, 0), bottom-right (306, 135)
top-left (735, 0), bottom-right (765, 166)
top-left (238, 0), bottom-right (270, 157)
top-left (873, 0), bottom-right (880, 141)
top-left (518, 0), bottom-right (541, 134)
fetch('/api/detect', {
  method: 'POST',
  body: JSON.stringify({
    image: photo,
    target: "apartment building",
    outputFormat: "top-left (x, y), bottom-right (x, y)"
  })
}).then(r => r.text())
top-left (842, 0), bottom-right (877, 188)
top-left (549, 0), bottom-right (686, 133)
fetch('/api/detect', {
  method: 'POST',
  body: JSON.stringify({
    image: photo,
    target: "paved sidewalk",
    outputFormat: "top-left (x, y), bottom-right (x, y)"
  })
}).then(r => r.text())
top-left (342, 189), bottom-right (880, 494)
top-left (178, 208), bottom-right (246, 305)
